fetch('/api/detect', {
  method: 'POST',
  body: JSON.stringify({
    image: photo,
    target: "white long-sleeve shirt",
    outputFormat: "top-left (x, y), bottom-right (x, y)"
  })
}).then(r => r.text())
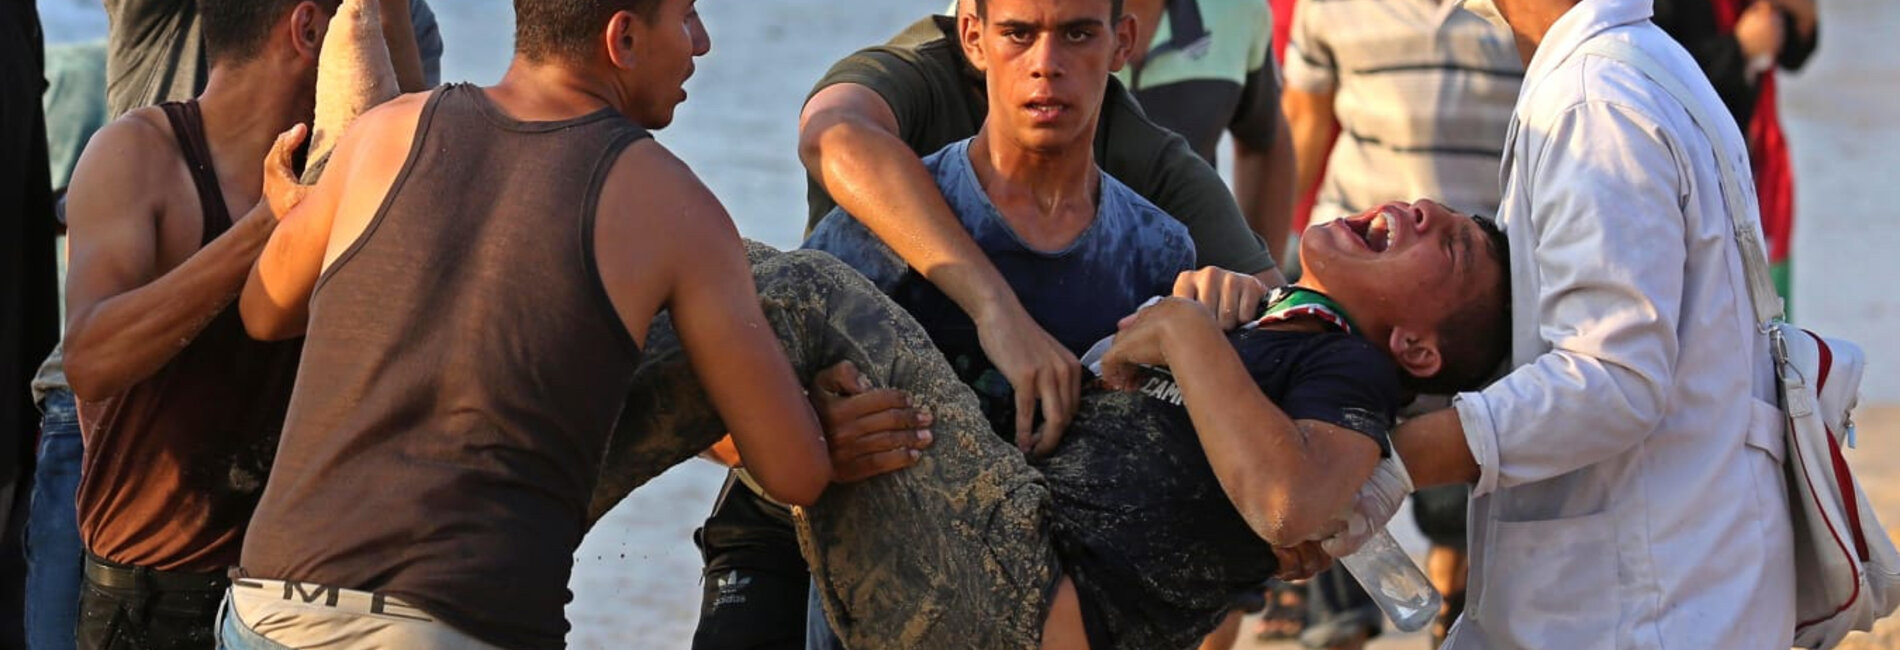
top-left (1446, 0), bottom-right (1794, 647)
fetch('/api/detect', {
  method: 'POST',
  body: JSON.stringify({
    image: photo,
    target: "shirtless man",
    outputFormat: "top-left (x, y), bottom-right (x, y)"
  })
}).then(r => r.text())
top-left (227, 1), bottom-right (832, 647)
top-left (59, 2), bottom-right (339, 647)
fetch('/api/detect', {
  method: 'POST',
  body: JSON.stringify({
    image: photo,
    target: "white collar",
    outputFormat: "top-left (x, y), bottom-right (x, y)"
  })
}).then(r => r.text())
top-left (1520, 0), bottom-right (1655, 98)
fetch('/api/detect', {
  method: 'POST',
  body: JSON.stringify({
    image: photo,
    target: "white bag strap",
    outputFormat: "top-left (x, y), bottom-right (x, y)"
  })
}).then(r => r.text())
top-left (1574, 38), bottom-right (1785, 328)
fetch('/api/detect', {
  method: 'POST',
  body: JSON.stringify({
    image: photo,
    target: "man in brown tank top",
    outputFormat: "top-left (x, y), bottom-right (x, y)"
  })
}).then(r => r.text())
top-left (230, 1), bottom-right (835, 647)
top-left (59, 1), bottom-right (352, 648)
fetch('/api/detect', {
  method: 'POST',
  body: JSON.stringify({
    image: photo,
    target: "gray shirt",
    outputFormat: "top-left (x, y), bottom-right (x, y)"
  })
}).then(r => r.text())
top-left (104, 0), bottom-right (443, 118)
top-left (1284, 0), bottom-right (1519, 223)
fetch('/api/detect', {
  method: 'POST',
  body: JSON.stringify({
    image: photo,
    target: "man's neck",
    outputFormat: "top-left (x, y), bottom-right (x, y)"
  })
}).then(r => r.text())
top-left (489, 58), bottom-right (628, 123)
top-left (1497, 0), bottom-right (1576, 65)
top-left (967, 124), bottom-right (1101, 252)
top-left (194, 62), bottom-right (309, 206)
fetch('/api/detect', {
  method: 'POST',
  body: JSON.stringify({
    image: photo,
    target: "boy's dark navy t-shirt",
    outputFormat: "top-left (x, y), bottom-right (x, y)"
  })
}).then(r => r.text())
top-left (1043, 327), bottom-right (1401, 650)
top-left (805, 137), bottom-right (1196, 426)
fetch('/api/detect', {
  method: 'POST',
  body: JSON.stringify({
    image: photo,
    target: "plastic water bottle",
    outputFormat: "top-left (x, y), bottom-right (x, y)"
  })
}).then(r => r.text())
top-left (1338, 527), bottom-right (1441, 632)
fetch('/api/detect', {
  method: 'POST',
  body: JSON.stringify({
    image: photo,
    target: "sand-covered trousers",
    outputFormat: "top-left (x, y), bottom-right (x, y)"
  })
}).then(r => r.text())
top-left (587, 242), bottom-right (1057, 650)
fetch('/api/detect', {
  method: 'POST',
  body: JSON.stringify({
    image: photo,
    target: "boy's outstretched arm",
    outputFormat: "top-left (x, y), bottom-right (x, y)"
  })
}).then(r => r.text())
top-left (1100, 298), bottom-right (1381, 547)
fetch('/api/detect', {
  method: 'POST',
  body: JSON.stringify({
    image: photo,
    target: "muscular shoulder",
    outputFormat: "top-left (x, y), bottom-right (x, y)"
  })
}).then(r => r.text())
top-left (600, 138), bottom-right (722, 239)
top-left (315, 89), bottom-right (435, 187)
top-left (85, 107), bottom-right (180, 177)
top-left (335, 90), bottom-right (433, 147)
top-left (594, 137), bottom-right (738, 307)
top-left (67, 107), bottom-right (187, 211)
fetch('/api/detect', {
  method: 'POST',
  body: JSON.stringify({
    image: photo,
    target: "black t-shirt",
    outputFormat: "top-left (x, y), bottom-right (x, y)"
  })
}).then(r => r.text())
top-left (1041, 327), bottom-right (1399, 650)
top-left (805, 15), bottom-right (1277, 275)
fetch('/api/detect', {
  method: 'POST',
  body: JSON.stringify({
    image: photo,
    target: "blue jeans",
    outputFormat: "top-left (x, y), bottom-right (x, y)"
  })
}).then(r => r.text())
top-left (804, 581), bottom-right (843, 650)
top-left (216, 595), bottom-right (290, 650)
top-left (25, 389), bottom-right (81, 650)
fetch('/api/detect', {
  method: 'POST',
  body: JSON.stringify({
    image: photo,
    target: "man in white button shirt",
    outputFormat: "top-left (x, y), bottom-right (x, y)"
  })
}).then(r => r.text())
top-left (1321, 0), bottom-right (1795, 647)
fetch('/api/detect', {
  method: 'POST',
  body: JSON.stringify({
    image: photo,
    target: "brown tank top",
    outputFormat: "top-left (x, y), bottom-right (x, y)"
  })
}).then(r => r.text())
top-left (76, 100), bottom-right (305, 573)
top-left (239, 84), bottom-right (651, 649)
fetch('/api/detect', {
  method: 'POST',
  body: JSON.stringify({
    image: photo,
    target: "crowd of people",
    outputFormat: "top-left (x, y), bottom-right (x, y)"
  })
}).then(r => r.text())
top-left (0, 0), bottom-right (1836, 648)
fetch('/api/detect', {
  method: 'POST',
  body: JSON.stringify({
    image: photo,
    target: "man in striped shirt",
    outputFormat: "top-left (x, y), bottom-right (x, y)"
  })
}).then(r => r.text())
top-left (1283, 0), bottom-right (1520, 229)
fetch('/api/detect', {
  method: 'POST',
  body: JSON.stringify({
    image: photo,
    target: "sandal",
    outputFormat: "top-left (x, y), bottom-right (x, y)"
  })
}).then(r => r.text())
top-left (1253, 581), bottom-right (1309, 641)
top-left (1431, 589), bottom-right (1467, 647)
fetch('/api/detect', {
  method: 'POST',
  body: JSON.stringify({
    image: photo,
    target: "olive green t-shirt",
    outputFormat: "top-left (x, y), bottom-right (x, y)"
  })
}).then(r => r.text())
top-left (804, 16), bottom-right (1277, 275)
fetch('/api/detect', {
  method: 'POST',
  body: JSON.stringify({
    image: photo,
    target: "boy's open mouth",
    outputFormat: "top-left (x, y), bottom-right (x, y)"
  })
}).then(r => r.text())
top-left (1346, 210), bottom-right (1395, 253)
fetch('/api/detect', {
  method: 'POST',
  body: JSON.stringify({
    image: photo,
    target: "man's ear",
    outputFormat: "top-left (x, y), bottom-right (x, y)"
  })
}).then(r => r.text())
top-left (1109, 12), bottom-right (1136, 72)
top-left (959, 12), bottom-right (989, 73)
top-left (289, 2), bottom-right (330, 63)
top-left (1387, 326), bottom-right (1443, 381)
top-left (603, 10), bottom-right (641, 71)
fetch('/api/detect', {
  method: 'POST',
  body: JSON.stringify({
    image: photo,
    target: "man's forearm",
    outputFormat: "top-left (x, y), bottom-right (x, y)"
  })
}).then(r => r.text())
top-left (65, 206), bottom-right (276, 400)
top-left (1282, 88), bottom-right (1337, 209)
top-left (379, 0), bottom-right (426, 92)
top-left (1391, 408), bottom-right (1480, 488)
top-left (1232, 120), bottom-right (1296, 262)
top-left (801, 113), bottom-right (1023, 323)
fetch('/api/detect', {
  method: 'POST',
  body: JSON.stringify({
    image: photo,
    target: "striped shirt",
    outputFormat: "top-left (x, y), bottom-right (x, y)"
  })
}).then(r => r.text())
top-left (1284, 0), bottom-right (1521, 223)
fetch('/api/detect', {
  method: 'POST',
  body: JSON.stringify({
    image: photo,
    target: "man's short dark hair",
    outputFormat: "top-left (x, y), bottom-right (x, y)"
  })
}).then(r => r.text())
top-left (972, 0), bottom-right (1126, 23)
top-left (515, 0), bottom-right (663, 63)
top-left (202, 0), bottom-right (341, 64)
top-left (1406, 215), bottom-right (1511, 395)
